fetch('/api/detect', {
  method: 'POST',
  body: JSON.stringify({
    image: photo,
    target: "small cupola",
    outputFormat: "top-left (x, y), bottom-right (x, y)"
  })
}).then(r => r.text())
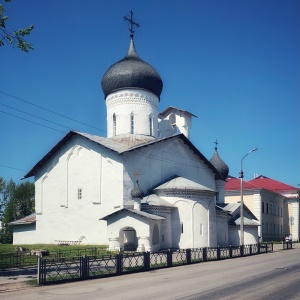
top-left (210, 140), bottom-right (229, 180)
top-left (131, 179), bottom-right (144, 211)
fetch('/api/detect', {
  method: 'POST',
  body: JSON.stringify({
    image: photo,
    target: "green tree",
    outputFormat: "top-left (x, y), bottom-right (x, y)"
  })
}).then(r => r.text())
top-left (0, 0), bottom-right (34, 52)
top-left (0, 178), bottom-right (34, 243)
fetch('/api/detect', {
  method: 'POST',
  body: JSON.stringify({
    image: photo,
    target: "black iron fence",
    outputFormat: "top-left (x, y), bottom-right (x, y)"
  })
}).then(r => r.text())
top-left (0, 247), bottom-right (110, 270)
top-left (37, 242), bottom-right (273, 285)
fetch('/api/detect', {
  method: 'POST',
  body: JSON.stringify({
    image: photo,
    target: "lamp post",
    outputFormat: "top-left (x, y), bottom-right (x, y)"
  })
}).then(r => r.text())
top-left (240, 147), bottom-right (258, 245)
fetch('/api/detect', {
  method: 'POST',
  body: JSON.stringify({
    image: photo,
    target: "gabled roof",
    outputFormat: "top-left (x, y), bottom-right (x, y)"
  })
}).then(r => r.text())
top-left (141, 194), bottom-right (175, 207)
top-left (100, 208), bottom-right (165, 221)
top-left (248, 175), bottom-right (298, 193)
top-left (228, 215), bottom-right (260, 226)
top-left (158, 106), bottom-right (198, 118)
top-left (153, 176), bottom-right (215, 192)
top-left (225, 176), bottom-right (259, 191)
top-left (217, 202), bottom-right (258, 221)
top-left (9, 213), bottom-right (36, 226)
top-left (24, 131), bottom-right (224, 180)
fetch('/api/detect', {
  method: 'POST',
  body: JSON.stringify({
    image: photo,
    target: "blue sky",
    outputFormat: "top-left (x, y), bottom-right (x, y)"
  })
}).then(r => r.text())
top-left (0, 0), bottom-right (299, 187)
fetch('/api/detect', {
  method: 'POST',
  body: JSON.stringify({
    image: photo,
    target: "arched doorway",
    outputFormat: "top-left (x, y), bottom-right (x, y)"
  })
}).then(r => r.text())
top-left (120, 227), bottom-right (138, 251)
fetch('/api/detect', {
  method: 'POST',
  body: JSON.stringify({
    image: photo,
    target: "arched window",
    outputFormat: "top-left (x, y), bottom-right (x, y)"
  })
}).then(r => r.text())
top-left (152, 224), bottom-right (159, 245)
top-left (149, 116), bottom-right (153, 136)
top-left (130, 114), bottom-right (134, 134)
top-left (113, 114), bottom-right (116, 136)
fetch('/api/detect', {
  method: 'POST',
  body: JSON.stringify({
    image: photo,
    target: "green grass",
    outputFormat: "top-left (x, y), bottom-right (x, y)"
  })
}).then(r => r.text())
top-left (0, 244), bottom-right (109, 254)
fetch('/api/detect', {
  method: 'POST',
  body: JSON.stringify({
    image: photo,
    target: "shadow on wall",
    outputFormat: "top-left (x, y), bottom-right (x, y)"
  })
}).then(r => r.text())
top-left (171, 208), bottom-right (181, 248)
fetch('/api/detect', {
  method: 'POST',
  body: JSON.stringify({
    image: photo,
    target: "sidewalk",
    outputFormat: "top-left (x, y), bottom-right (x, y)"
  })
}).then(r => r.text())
top-left (0, 267), bottom-right (37, 292)
top-left (1, 243), bottom-right (299, 292)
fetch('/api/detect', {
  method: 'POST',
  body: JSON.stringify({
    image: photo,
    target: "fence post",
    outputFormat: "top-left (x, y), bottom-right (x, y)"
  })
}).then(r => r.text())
top-left (143, 252), bottom-right (150, 271)
top-left (203, 248), bottom-right (207, 262)
top-left (186, 249), bottom-right (191, 264)
top-left (217, 246), bottom-right (220, 260)
top-left (81, 256), bottom-right (88, 280)
top-left (240, 245), bottom-right (244, 257)
top-left (258, 243), bottom-right (260, 254)
top-left (37, 256), bottom-right (41, 285)
top-left (249, 244), bottom-right (252, 256)
top-left (229, 245), bottom-right (232, 258)
top-left (116, 253), bottom-right (123, 275)
top-left (167, 250), bottom-right (173, 267)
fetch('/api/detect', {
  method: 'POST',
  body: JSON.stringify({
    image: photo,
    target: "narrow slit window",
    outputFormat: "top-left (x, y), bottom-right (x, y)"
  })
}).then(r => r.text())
top-left (78, 189), bottom-right (82, 200)
top-left (181, 222), bottom-right (184, 233)
top-left (149, 116), bottom-right (153, 136)
top-left (113, 114), bottom-right (116, 136)
top-left (130, 114), bottom-right (134, 134)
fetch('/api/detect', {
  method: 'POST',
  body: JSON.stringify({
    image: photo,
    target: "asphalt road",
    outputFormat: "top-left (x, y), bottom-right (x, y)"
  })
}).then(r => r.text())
top-left (2, 248), bottom-right (300, 299)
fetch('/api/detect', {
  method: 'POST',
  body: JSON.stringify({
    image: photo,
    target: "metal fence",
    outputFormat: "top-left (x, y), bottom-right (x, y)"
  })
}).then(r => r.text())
top-left (0, 247), bottom-right (110, 270)
top-left (37, 242), bottom-right (273, 285)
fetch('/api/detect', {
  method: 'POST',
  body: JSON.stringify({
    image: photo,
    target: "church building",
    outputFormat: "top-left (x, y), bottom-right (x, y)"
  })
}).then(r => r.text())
top-left (10, 13), bottom-right (259, 250)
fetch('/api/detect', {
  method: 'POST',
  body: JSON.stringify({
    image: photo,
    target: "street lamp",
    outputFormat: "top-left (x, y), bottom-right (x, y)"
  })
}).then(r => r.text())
top-left (240, 147), bottom-right (258, 245)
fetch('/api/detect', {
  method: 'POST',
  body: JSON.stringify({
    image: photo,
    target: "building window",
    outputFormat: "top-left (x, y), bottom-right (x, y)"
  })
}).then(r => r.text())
top-left (270, 203), bottom-right (273, 215)
top-left (113, 114), bottom-right (116, 136)
top-left (149, 116), bottom-right (153, 136)
top-left (266, 203), bottom-right (269, 214)
top-left (262, 201), bottom-right (264, 213)
top-left (181, 222), bottom-right (184, 233)
top-left (262, 222), bottom-right (264, 234)
top-left (130, 114), bottom-right (134, 134)
top-left (278, 206), bottom-right (280, 216)
top-left (281, 207), bottom-right (283, 217)
top-left (78, 189), bottom-right (82, 200)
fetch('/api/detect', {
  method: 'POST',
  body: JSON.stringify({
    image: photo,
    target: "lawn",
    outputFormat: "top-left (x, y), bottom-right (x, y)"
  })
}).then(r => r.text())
top-left (0, 244), bottom-right (109, 254)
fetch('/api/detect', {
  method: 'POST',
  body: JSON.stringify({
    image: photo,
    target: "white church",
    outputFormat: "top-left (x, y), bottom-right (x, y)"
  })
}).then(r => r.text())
top-left (11, 14), bottom-right (259, 251)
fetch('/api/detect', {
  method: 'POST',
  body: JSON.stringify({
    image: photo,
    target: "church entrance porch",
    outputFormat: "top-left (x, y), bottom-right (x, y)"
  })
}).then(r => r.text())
top-left (120, 227), bottom-right (138, 251)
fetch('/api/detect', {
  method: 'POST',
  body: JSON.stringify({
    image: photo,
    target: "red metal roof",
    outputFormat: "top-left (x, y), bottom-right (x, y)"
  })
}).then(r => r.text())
top-left (225, 176), bottom-right (259, 191)
top-left (248, 175), bottom-right (298, 193)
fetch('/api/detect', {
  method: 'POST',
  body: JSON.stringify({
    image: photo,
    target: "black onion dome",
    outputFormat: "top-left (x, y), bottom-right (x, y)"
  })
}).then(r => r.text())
top-left (101, 38), bottom-right (163, 98)
top-left (210, 150), bottom-right (229, 179)
top-left (131, 180), bottom-right (144, 199)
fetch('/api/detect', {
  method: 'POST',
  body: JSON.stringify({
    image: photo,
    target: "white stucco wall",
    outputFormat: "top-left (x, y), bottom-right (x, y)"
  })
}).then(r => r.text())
top-left (158, 108), bottom-right (192, 139)
top-left (216, 214), bottom-right (229, 246)
top-left (122, 137), bottom-right (217, 201)
top-left (13, 224), bottom-right (36, 244)
top-left (27, 135), bottom-right (125, 245)
top-left (106, 89), bottom-right (159, 138)
top-left (228, 226), bottom-right (258, 246)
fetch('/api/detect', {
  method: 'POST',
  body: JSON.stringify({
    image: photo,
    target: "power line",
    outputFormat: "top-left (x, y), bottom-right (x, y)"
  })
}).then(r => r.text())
top-left (0, 164), bottom-right (27, 172)
top-left (0, 90), bottom-right (106, 133)
top-left (0, 110), bottom-right (67, 134)
top-left (0, 102), bottom-right (74, 131)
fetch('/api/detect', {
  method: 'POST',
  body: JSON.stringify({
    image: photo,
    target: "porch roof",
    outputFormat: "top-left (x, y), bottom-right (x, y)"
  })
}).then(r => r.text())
top-left (100, 208), bottom-right (165, 221)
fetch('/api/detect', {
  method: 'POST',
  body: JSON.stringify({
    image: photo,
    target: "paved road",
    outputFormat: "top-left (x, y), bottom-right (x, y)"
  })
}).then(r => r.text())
top-left (2, 246), bottom-right (300, 299)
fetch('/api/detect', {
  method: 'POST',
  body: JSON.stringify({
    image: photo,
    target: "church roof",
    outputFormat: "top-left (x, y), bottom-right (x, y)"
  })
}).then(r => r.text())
top-left (158, 106), bottom-right (198, 118)
top-left (141, 194), bottom-right (175, 207)
top-left (209, 147), bottom-right (229, 180)
top-left (100, 208), bottom-right (165, 221)
top-left (217, 202), bottom-right (258, 221)
top-left (24, 131), bottom-right (225, 180)
top-left (153, 176), bottom-right (215, 192)
top-left (101, 37), bottom-right (163, 98)
top-left (9, 213), bottom-right (36, 226)
top-left (228, 215), bottom-right (260, 226)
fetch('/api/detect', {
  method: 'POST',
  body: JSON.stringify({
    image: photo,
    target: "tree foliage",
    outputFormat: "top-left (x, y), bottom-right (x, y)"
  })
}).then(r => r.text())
top-left (0, 177), bottom-right (35, 243)
top-left (0, 0), bottom-right (34, 52)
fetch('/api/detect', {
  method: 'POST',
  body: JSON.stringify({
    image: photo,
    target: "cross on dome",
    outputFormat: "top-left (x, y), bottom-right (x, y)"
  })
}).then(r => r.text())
top-left (214, 139), bottom-right (219, 151)
top-left (124, 10), bottom-right (140, 38)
